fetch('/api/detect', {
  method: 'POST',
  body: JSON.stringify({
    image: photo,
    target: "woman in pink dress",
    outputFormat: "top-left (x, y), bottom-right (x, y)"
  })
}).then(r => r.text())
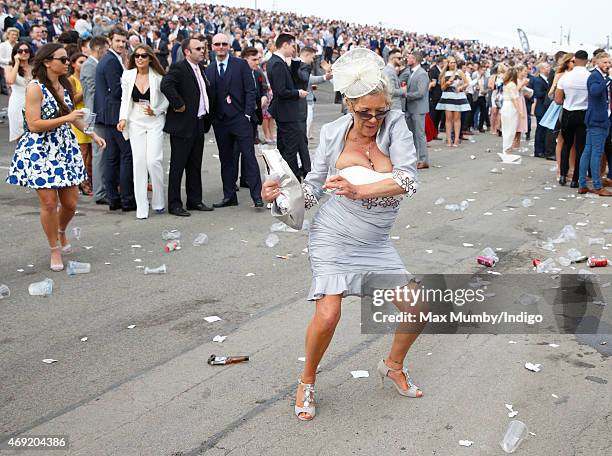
top-left (513, 64), bottom-right (532, 149)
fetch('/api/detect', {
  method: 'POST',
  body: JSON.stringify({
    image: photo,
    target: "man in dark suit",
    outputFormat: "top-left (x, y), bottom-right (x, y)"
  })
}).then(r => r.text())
top-left (161, 37), bottom-right (214, 216)
top-left (533, 62), bottom-right (552, 158)
top-left (152, 30), bottom-right (169, 69)
top-left (428, 55), bottom-right (446, 137)
top-left (204, 35), bottom-right (263, 208)
top-left (94, 27), bottom-right (136, 211)
top-left (266, 33), bottom-right (309, 180)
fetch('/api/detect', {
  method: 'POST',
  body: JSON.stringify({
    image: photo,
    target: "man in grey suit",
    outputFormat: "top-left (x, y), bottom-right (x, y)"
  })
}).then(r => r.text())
top-left (80, 36), bottom-right (109, 204)
top-left (400, 51), bottom-right (430, 169)
top-left (382, 49), bottom-right (406, 111)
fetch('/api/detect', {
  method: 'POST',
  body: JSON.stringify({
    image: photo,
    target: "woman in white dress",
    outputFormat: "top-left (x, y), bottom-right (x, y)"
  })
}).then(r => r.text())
top-left (5, 41), bottom-right (33, 142)
top-left (500, 67), bottom-right (524, 154)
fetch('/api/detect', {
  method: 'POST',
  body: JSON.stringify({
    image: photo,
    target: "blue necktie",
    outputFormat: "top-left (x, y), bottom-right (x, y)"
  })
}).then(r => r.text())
top-left (219, 62), bottom-right (225, 79)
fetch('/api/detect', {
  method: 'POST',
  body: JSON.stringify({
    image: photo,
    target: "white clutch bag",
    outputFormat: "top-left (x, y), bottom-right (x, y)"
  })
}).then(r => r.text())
top-left (261, 147), bottom-right (305, 230)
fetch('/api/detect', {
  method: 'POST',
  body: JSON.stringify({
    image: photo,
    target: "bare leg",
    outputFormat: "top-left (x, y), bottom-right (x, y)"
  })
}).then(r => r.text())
top-left (453, 112), bottom-right (461, 146)
top-left (57, 186), bottom-right (79, 247)
top-left (36, 189), bottom-right (61, 266)
top-left (384, 280), bottom-right (428, 396)
top-left (445, 110), bottom-right (453, 146)
top-left (296, 294), bottom-right (342, 420)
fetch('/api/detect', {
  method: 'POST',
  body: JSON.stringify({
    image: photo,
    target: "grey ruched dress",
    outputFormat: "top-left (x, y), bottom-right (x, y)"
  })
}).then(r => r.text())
top-left (302, 110), bottom-right (418, 301)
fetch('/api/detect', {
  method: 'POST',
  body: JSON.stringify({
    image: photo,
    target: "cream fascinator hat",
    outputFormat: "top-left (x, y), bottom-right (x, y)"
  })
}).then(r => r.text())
top-left (332, 48), bottom-right (386, 98)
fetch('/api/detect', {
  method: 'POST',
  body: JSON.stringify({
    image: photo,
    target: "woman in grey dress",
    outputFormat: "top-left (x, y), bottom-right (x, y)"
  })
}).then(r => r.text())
top-left (262, 49), bottom-right (425, 421)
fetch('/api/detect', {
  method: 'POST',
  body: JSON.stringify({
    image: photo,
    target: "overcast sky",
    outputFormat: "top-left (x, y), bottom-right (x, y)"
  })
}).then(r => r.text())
top-left (204, 0), bottom-right (610, 51)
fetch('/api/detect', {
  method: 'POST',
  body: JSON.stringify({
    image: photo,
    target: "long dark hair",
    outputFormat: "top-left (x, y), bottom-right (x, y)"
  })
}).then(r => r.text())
top-left (10, 41), bottom-right (34, 78)
top-left (32, 43), bottom-right (74, 116)
top-left (127, 44), bottom-right (166, 76)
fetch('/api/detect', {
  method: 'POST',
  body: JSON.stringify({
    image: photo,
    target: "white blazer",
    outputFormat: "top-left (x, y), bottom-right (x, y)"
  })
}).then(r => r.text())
top-left (119, 68), bottom-right (169, 140)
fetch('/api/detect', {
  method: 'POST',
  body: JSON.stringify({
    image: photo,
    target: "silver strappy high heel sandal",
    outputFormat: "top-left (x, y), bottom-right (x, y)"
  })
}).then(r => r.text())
top-left (49, 245), bottom-right (64, 272)
top-left (377, 359), bottom-right (423, 398)
top-left (58, 230), bottom-right (72, 254)
top-left (294, 379), bottom-right (316, 421)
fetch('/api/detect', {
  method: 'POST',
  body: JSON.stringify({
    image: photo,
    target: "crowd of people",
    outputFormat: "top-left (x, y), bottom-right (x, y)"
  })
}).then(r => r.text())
top-left (2, 1), bottom-right (611, 256)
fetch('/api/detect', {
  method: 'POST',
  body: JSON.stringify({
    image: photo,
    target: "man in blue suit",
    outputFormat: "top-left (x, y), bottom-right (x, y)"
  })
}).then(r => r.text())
top-left (532, 62), bottom-right (552, 158)
top-left (94, 27), bottom-right (136, 211)
top-left (577, 52), bottom-right (611, 196)
top-left (205, 33), bottom-right (263, 208)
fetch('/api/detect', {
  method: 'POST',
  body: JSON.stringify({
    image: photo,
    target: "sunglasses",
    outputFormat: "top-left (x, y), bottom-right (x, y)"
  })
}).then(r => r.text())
top-left (17, 48), bottom-right (30, 54)
top-left (51, 56), bottom-right (69, 64)
top-left (212, 42), bottom-right (228, 47)
top-left (355, 109), bottom-right (390, 121)
top-left (190, 46), bottom-right (205, 51)
top-left (134, 53), bottom-right (149, 59)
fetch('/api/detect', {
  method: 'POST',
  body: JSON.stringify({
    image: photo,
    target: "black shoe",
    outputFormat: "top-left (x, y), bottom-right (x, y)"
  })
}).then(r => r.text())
top-left (253, 198), bottom-right (264, 208)
top-left (186, 202), bottom-right (214, 211)
top-left (109, 200), bottom-right (121, 210)
top-left (213, 198), bottom-right (239, 208)
top-left (122, 205), bottom-right (137, 212)
top-left (239, 180), bottom-right (249, 188)
top-left (570, 181), bottom-right (579, 188)
top-left (96, 197), bottom-right (110, 205)
top-left (525, 134), bottom-right (531, 140)
top-left (559, 176), bottom-right (567, 186)
top-left (545, 155), bottom-right (556, 161)
top-left (169, 207), bottom-right (191, 217)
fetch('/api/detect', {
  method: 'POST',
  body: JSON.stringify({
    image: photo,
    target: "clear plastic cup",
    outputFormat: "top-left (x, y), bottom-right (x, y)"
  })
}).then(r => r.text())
top-left (193, 233), bottom-right (209, 246)
top-left (71, 226), bottom-right (81, 240)
top-left (144, 264), bottom-right (167, 275)
top-left (0, 284), bottom-right (10, 299)
top-left (66, 261), bottom-right (91, 275)
top-left (28, 278), bottom-right (54, 297)
top-left (500, 420), bottom-right (528, 453)
top-left (162, 230), bottom-right (181, 241)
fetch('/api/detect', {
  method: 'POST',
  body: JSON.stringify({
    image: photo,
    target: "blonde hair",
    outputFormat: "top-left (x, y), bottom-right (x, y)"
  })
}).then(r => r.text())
top-left (503, 67), bottom-right (518, 85)
top-left (3, 27), bottom-right (19, 40)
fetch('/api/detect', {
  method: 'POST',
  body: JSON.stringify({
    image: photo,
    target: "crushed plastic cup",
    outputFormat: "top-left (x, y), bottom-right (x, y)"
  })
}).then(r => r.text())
top-left (444, 204), bottom-right (460, 212)
top-left (588, 238), bottom-right (605, 246)
top-left (193, 233), bottom-right (209, 246)
top-left (144, 264), bottom-right (167, 275)
top-left (161, 229), bottom-right (181, 241)
top-left (459, 200), bottom-right (469, 211)
top-left (0, 284), bottom-right (10, 299)
top-left (500, 420), bottom-right (528, 453)
top-left (521, 198), bottom-right (534, 208)
top-left (270, 222), bottom-right (298, 233)
top-left (552, 225), bottom-right (577, 244)
top-left (480, 247), bottom-right (499, 262)
top-left (28, 278), bottom-right (54, 296)
top-left (538, 239), bottom-right (556, 252)
top-left (265, 233), bottom-right (280, 248)
top-left (434, 197), bottom-right (445, 205)
top-left (536, 258), bottom-right (558, 273)
top-left (557, 256), bottom-right (571, 267)
top-left (567, 248), bottom-right (583, 262)
top-left (66, 261), bottom-right (91, 275)
top-left (71, 226), bottom-right (81, 240)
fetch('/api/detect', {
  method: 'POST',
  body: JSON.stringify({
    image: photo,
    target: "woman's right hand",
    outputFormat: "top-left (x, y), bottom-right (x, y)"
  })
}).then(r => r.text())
top-left (66, 109), bottom-right (85, 124)
top-left (261, 180), bottom-right (281, 203)
top-left (117, 120), bottom-right (126, 132)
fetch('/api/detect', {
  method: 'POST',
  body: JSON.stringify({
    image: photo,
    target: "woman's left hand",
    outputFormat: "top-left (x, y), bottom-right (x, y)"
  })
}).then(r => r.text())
top-left (92, 133), bottom-right (106, 150)
top-left (144, 105), bottom-right (155, 116)
top-left (324, 175), bottom-right (360, 199)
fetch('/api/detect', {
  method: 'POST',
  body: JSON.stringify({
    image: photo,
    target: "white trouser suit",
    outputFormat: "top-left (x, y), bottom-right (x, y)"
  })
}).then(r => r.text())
top-left (119, 68), bottom-right (169, 219)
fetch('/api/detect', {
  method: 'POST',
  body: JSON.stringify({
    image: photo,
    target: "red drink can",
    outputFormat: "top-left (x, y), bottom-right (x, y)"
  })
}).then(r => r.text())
top-left (532, 259), bottom-right (541, 267)
top-left (165, 240), bottom-right (180, 252)
top-left (477, 256), bottom-right (496, 267)
top-left (587, 257), bottom-right (608, 267)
